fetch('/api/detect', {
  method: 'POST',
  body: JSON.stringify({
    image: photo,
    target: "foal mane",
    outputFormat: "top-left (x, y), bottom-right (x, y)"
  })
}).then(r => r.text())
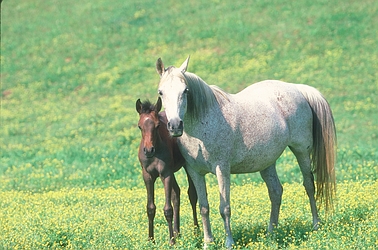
top-left (139, 100), bottom-right (156, 114)
top-left (179, 71), bottom-right (230, 120)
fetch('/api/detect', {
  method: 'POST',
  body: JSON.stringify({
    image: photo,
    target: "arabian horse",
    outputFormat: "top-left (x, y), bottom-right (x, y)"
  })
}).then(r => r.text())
top-left (136, 97), bottom-right (198, 245)
top-left (155, 57), bottom-right (336, 248)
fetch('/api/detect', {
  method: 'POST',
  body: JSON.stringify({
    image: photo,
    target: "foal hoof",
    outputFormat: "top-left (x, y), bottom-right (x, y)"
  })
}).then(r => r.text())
top-left (148, 237), bottom-right (156, 244)
top-left (169, 238), bottom-right (176, 246)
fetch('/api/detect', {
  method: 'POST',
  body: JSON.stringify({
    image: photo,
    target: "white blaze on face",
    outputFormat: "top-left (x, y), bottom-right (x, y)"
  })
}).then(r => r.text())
top-left (156, 57), bottom-right (190, 136)
top-left (158, 71), bottom-right (188, 136)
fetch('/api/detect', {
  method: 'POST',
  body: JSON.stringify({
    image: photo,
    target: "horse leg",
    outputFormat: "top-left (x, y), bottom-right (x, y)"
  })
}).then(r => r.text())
top-left (143, 169), bottom-right (157, 242)
top-left (290, 147), bottom-right (320, 229)
top-left (161, 174), bottom-right (175, 245)
top-left (260, 163), bottom-right (283, 233)
top-left (186, 167), bottom-right (214, 245)
top-left (170, 175), bottom-right (181, 237)
top-left (215, 165), bottom-right (234, 248)
top-left (185, 167), bottom-right (199, 227)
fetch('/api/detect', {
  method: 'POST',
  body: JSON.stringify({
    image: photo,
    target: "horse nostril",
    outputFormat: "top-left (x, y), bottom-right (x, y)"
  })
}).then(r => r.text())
top-left (179, 120), bottom-right (183, 129)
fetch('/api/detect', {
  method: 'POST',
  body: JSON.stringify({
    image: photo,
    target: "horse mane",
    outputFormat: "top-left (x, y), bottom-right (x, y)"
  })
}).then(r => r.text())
top-left (179, 71), bottom-right (230, 120)
top-left (139, 100), bottom-right (156, 114)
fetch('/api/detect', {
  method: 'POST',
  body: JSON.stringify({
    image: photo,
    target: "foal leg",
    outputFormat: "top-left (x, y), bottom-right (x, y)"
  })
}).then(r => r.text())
top-left (290, 147), bottom-right (320, 229)
top-left (260, 163), bottom-right (283, 233)
top-left (161, 174), bottom-right (175, 245)
top-left (215, 165), bottom-right (234, 248)
top-left (185, 167), bottom-right (199, 227)
top-left (142, 169), bottom-right (157, 242)
top-left (170, 175), bottom-right (181, 237)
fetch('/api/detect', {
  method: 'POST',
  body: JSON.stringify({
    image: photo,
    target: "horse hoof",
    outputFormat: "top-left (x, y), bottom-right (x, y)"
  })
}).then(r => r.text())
top-left (203, 239), bottom-right (215, 249)
top-left (225, 238), bottom-right (235, 249)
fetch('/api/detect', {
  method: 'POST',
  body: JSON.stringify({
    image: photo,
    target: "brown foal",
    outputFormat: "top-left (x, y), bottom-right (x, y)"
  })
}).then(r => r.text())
top-left (136, 97), bottom-right (198, 245)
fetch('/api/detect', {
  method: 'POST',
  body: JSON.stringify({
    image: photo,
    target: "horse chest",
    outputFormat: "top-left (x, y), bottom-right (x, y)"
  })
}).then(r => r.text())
top-left (177, 131), bottom-right (230, 174)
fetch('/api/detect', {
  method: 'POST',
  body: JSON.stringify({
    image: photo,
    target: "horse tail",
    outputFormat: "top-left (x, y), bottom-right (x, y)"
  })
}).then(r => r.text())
top-left (296, 84), bottom-right (337, 212)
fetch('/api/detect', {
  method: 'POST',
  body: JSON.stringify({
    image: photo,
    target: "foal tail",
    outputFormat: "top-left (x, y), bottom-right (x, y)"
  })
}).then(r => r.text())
top-left (296, 84), bottom-right (337, 212)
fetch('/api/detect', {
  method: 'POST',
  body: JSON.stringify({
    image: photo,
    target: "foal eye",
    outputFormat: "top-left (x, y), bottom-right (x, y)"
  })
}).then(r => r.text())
top-left (138, 125), bottom-right (141, 130)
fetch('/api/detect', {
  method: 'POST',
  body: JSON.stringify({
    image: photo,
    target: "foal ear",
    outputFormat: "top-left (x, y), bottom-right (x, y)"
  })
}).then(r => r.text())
top-left (156, 58), bottom-right (165, 77)
top-left (155, 97), bottom-right (162, 113)
top-left (136, 99), bottom-right (142, 114)
top-left (179, 55), bottom-right (190, 74)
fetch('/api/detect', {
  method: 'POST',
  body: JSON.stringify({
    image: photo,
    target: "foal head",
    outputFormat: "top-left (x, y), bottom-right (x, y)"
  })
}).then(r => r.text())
top-left (136, 97), bottom-right (162, 158)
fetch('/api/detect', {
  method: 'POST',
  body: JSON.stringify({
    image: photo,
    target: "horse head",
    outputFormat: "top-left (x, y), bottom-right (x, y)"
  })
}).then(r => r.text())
top-left (136, 97), bottom-right (162, 157)
top-left (156, 57), bottom-right (190, 137)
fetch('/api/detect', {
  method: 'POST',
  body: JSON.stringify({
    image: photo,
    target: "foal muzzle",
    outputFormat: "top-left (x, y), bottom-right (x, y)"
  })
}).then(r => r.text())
top-left (143, 146), bottom-right (155, 158)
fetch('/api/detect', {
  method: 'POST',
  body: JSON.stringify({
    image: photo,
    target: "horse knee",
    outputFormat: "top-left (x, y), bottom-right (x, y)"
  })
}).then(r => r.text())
top-left (200, 204), bottom-right (210, 217)
top-left (147, 204), bottom-right (156, 220)
top-left (164, 205), bottom-right (174, 222)
top-left (220, 204), bottom-right (231, 219)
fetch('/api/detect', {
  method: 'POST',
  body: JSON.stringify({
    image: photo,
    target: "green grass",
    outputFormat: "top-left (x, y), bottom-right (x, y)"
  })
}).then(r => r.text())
top-left (1, 0), bottom-right (378, 248)
top-left (1, 182), bottom-right (377, 249)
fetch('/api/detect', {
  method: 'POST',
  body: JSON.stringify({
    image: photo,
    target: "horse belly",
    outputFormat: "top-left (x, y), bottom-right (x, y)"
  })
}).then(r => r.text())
top-left (229, 90), bottom-right (292, 173)
top-left (230, 118), bottom-right (289, 173)
top-left (230, 146), bottom-right (286, 174)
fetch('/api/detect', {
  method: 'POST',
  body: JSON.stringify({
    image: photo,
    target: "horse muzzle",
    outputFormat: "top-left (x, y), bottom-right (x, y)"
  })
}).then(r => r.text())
top-left (167, 119), bottom-right (184, 137)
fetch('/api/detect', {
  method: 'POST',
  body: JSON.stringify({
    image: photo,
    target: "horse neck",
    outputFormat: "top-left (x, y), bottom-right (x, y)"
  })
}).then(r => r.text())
top-left (184, 72), bottom-right (221, 121)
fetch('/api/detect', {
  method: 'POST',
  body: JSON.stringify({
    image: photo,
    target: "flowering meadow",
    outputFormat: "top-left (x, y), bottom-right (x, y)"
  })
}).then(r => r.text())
top-left (1, 182), bottom-right (377, 249)
top-left (1, 0), bottom-right (377, 248)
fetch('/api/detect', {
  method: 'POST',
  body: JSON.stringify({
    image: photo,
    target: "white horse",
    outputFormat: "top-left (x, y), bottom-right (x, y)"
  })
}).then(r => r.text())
top-left (155, 56), bottom-right (336, 248)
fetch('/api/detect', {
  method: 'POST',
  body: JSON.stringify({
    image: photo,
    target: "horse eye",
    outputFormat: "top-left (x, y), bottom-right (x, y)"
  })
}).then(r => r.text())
top-left (158, 90), bottom-right (163, 96)
top-left (184, 88), bottom-right (189, 94)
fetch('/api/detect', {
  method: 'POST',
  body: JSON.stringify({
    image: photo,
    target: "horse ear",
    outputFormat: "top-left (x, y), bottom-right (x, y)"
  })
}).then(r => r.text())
top-left (179, 55), bottom-right (190, 74)
top-left (136, 99), bottom-right (142, 114)
top-left (155, 97), bottom-right (162, 113)
top-left (156, 58), bottom-right (165, 77)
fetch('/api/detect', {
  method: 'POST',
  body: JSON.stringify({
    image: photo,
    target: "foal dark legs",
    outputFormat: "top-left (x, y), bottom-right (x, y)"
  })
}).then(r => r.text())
top-left (143, 170), bottom-right (179, 245)
top-left (161, 174), bottom-right (181, 245)
top-left (142, 167), bottom-right (198, 245)
top-left (170, 175), bottom-right (181, 238)
top-left (143, 169), bottom-right (157, 242)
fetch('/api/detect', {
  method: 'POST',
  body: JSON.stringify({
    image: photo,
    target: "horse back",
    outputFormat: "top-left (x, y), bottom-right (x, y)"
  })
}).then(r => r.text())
top-left (225, 80), bottom-right (314, 172)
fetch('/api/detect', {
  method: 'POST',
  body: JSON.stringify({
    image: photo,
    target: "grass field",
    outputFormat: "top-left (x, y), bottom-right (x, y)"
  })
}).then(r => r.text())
top-left (1, 0), bottom-right (378, 248)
